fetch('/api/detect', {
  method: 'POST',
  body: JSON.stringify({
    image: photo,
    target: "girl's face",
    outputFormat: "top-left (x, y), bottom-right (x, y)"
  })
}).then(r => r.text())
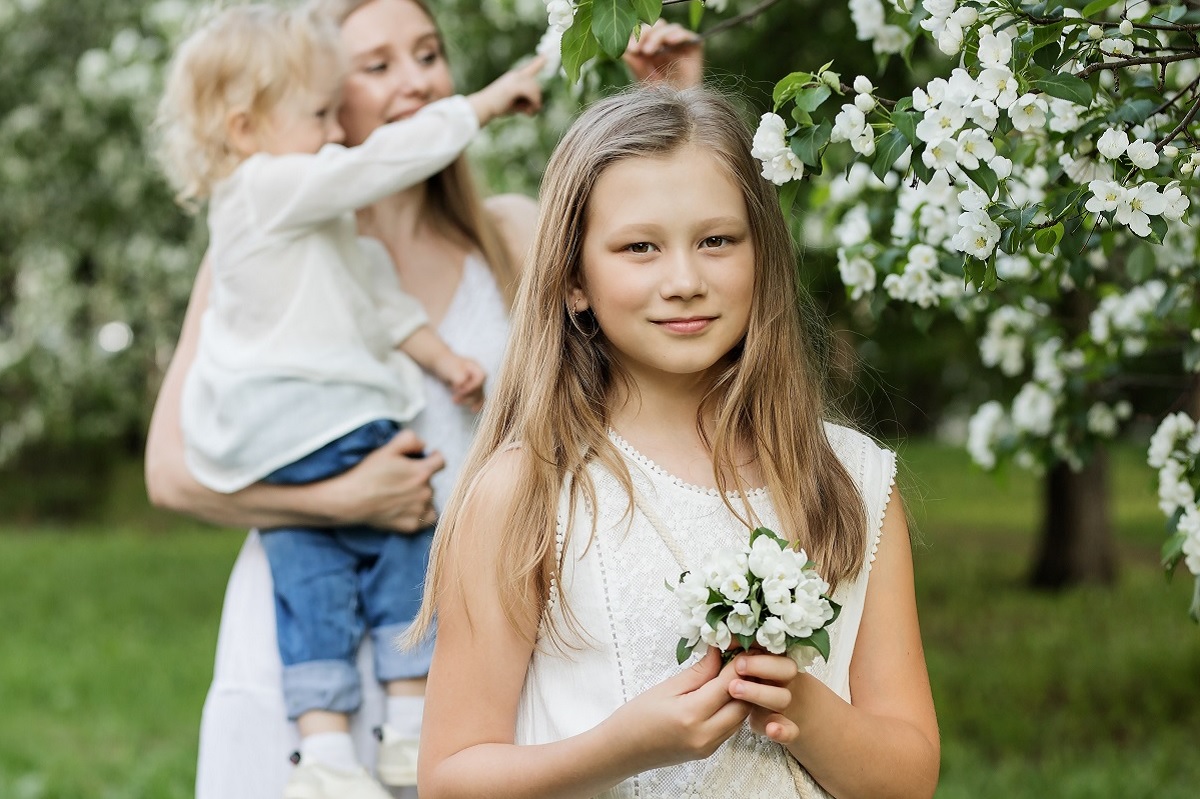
top-left (337, 0), bottom-right (455, 147)
top-left (573, 145), bottom-right (756, 389)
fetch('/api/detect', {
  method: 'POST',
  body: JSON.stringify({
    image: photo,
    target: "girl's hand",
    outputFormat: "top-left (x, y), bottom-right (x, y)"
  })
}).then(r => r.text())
top-left (623, 20), bottom-right (704, 89)
top-left (436, 354), bottom-right (487, 412)
top-left (606, 648), bottom-right (750, 770)
top-left (727, 651), bottom-right (804, 744)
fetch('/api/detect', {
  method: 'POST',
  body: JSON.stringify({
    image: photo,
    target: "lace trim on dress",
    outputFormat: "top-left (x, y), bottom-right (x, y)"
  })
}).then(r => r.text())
top-left (607, 429), bottom-right (768, 499)
top-left (867, 449), bottom-right (898, 570)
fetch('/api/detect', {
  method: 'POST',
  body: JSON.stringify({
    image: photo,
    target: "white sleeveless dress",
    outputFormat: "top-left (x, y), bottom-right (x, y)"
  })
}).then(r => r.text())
top-left (515, 424), bottom-right (896, 798)
top-left (195, 255), bottom-right (508, 799)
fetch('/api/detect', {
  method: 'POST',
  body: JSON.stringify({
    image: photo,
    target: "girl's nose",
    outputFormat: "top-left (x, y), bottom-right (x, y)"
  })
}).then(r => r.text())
top-left (660, 251), bottom-right (706, 300)
top-left (393, 58), bottom-right (432, 97)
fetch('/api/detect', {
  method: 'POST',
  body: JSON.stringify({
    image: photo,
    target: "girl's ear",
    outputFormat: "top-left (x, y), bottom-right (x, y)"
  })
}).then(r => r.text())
top-left (566, 285), bottom-right (590, 313)
top-left (226, 110), bottom-right (260, 157)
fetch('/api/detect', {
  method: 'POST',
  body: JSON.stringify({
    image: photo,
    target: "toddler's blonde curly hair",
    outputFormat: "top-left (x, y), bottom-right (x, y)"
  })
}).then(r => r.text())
top-left (153, 2), bottom-right (346, 210)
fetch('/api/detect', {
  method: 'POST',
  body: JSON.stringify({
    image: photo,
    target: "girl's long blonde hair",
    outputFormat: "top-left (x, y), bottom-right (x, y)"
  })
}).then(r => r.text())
top-left (313, 0), bottom-right (519, 305)
top-left (414, 86), bottom-right (867, 644)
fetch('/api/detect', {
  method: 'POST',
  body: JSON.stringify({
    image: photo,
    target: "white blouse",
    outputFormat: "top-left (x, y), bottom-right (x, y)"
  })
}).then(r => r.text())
top-left (182, 95), bottom-right (478, 492)
top-left (515, 424), bottom-right (896, 798)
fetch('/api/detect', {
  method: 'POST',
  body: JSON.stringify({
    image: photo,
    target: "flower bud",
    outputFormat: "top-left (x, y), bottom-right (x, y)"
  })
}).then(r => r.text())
top-left (1183, 162), bottom-right (1195, 176)
top-left (1163, 145), bottom-right (1179, 158)
top-left (853, 75), bottom-right (874, 95)
top-left (854, 93), bottom-right (876, 112)
top-left (1119, 19), bottom-right (1133, 36)
top-left (1088, 24), bottom-right (1103, 39)
top-left (820, 70), bottom-right (841, 90)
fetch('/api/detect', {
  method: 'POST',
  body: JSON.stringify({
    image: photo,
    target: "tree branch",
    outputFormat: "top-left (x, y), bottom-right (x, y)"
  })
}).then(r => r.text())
top-left (699, 0), bottom-right (786, 40)
top-left (1076, 51), bottom-right (1200, 80)
top-left (1157, 91), bottom-right (1200, 149)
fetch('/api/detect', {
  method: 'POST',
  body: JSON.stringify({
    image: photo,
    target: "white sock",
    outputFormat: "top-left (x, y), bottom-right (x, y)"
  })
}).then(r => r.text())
top-left (300, 731), bottom-right (359, 772)
top-left (385, 695), bottom-right (425, 738)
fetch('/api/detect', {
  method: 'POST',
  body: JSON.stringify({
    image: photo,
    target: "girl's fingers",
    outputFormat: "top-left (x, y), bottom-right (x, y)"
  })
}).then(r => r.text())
top-left (761, 713), bottom-right (800, 744)
top-left (728, 678), bottom-right (792, 713)
top-left (734, 652), bottom-right (800, 684)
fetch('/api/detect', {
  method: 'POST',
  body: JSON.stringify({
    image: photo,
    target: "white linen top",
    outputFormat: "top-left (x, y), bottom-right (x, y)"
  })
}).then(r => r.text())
top-left (515, 424), bottom-right (897, 798)
top-left (195, 254), bottom-right (510, 799)
top-left (181, 95), bottom-right (479, 492)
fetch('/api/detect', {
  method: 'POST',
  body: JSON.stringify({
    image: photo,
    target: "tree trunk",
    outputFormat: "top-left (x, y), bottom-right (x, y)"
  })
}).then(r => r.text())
top-left (1030, 447), bottom-right (1117, 588)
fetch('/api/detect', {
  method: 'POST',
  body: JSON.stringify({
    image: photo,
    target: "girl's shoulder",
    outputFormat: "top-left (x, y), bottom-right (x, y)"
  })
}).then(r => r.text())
top-left (822, 421), bottom-right (897, 494)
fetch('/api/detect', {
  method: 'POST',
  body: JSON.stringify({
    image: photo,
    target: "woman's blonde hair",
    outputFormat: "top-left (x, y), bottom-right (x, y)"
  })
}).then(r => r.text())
top-left (414, 86), bottom-right (868, 644)
top-left (313, 0), bottom-right (519, 305)
top-left (153, 3), bottom-right (345, 209)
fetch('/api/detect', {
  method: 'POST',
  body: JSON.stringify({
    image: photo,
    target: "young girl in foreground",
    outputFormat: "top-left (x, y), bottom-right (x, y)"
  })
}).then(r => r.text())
top-left (412, 86), bottom-right (940, 798)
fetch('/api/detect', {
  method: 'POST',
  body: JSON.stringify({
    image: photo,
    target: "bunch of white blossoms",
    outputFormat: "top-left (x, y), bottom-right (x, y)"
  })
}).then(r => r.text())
top-left (1147, 412), bottom-right (1200, 620)
top-left (751, 112), bottom-right (805, 185)
top-left (673, 527), bottom-right (839, 669)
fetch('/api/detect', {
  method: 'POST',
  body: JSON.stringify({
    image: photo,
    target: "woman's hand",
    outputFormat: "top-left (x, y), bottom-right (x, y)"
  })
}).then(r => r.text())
top-left (604, 648), bottom-right (749, 771)
top-left (726, 651), bottom-right (805, 743)
top-left (623, 20), bottom-right (704, 89)
top-left (325, 428), bottom-right (444, 531)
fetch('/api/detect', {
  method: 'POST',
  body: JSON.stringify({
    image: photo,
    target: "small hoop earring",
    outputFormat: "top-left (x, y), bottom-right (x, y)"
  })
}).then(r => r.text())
top-left (568, 298), bottom-right (599, 340)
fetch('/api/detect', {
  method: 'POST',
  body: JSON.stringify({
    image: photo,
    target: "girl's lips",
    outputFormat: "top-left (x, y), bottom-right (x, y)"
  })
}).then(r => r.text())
top-left (656, 317), bottom-right (714, 334)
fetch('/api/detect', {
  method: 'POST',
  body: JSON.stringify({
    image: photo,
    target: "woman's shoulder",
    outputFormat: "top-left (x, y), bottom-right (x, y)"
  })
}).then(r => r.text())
top-left (484, 193), bottom-right (539, 265)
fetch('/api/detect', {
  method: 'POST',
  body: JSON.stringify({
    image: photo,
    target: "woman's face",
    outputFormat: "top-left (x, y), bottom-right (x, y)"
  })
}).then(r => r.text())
top-left (337, 0), bottom-right (456, 147)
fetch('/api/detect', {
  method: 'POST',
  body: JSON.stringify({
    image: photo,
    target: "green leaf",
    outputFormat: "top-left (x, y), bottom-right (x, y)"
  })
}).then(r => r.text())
top-left (561, 1), bottom-right (599, 84)
top-left (790, 120), bottom-right (831, 167)
top-left (1112, 99), bottom-right (1159, 125)
top-left (779, 179), bottom-right (800, 217)
top-left (736, 633), bottom-right (755, 652)
top-left (1034, 73), bottom-right (1093, 107)
top-left (705, 604), bottom-right (728, 628)
top-left (1147, 215), bottom-right (1168, 245)
top-left (750, 526), bottom-right (786, 546)
top-left (891, 109), bottom-right (920, 147)
top-left (910, 146), bottom-right (934, 184)
top-left (1082, 0), bottom-right (1123, 15)
top-left (1126, 243), bottom-right (1156, 282)
top-left (1162, 530), bottom-right (1186, 571)
top-left (592, 0), bottom-right (639, 59)
top-left (689, 0), bottom-right (704, 29)
top-left (631, 0), bottom-right (662, 25)
top-left (964, 164), bottom-right (999, 199)
top-left (807, 626), bottom-right (831, 661)
top-left (826, 597), bottom-right (842, 625)
top-left (1190, 577), bottom-right (1200, 624)
top-left (1035, 222), bottom-right (1064, 254)
top-left (793, 85), bottom-right (832, 113)
top-left (871, 129), bottom-right (908, 182)
top-left (676, 637), bottom-right (695, 664)
top-left (773, 71), bottom-right (814, 110)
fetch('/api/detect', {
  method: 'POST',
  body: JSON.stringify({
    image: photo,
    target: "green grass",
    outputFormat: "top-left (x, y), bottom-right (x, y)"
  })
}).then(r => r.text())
top-left (1, 443), bottom-right (1198, 798)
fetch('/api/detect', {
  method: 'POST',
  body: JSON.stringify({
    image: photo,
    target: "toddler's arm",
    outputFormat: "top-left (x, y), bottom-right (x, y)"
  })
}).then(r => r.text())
top-left (398, 327), bottom-right (486, 412)
top-left (465, 56), bottom-right (545, 127)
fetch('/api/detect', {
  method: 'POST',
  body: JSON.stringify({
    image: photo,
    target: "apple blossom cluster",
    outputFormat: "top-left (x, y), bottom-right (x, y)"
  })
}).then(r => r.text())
top-left (751, 112), bottom-right (806, 185)
top-left (1147, 412), bottom-right (1200, 618)
top-left (672, 527), bottom-right (839, 670)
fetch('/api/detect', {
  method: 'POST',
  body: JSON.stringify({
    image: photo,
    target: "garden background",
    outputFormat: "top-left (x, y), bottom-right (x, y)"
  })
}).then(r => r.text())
top-left (1, 0), bottom-right (1198, 797)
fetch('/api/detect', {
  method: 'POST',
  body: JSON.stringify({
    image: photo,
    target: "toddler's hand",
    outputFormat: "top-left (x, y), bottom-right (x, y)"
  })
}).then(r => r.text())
top-left (437, 354), bottom-right (486, 412)
top-left (467, 57), bottom-right (546, 125)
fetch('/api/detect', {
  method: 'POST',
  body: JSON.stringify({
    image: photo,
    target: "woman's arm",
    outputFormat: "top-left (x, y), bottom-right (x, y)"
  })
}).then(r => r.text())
top-left (728, 491), bottom-right (941, 798)
top-left (418, 452), bottom-right (751, 799)
top-left (144, 258), bottom-right (443, 531)
top-left (485, 193), bottom-right (539, 271)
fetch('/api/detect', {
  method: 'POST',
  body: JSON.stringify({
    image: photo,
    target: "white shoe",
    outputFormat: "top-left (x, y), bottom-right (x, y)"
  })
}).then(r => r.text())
top-left (375, 724), bottom-right (420, 787)
top-left (283, 759), bottom-right (394, 799)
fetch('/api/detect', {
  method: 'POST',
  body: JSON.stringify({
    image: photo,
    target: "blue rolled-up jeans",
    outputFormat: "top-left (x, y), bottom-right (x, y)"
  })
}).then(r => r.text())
top-left (260, 419), bottom-right (435, 720)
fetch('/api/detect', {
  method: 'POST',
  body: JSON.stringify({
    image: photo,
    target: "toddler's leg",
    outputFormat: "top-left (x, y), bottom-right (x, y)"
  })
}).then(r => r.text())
top-left (355, 526), bottom-right (437, 787)
top-left (260, 528), bottom-right (393, 799)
